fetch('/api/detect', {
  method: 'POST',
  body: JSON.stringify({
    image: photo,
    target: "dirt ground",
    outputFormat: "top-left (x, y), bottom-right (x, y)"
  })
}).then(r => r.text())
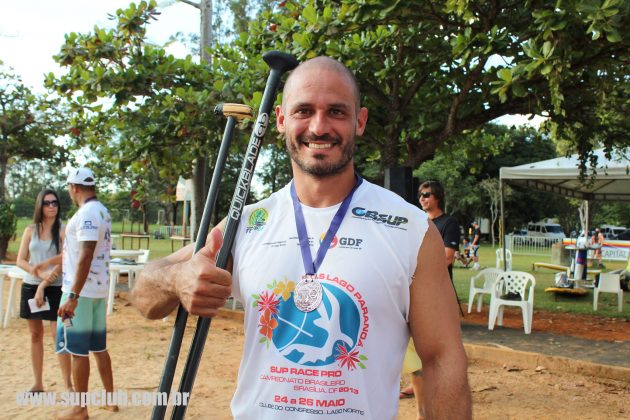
top-left (462, 305), bottom-right (630, 342)
top-left (0, 284), bottom-right (628, 419)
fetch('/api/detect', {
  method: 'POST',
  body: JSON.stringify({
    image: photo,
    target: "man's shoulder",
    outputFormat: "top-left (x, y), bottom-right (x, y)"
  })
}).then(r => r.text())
top-left (433, 213), bottom-right (458, 226)
top-left (81, 200), bottom-right (110, 216)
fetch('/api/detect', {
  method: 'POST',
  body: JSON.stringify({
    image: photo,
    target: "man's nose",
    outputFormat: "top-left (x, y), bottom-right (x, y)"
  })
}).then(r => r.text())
top-left (308, 111), bottom-right (331, 136)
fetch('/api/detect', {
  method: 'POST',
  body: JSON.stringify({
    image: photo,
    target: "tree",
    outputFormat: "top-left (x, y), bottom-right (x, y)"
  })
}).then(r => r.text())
top-left (234, 0), bottom-right (629, 176)
top-left (479, 178), bottom-right (506, 247)
top-left (0, 64), bottom-right (67, 259)
top-left (414, 123), bottom-right (581, 237)
top-left (0, 65), bottom-right (66, 199)
top-left (45, 1), bottom-right (229, 236)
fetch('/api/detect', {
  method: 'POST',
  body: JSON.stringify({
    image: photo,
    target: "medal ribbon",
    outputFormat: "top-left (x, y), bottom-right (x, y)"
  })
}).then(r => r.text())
top-left (290, 175), bottom-right (363, 276)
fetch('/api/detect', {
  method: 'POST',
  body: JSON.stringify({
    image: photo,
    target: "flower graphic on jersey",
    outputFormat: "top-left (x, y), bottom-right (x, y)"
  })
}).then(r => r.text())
top-left (335, 343), bottom-right (367, 370)
top-left (259, 310), bottom-right (278, 340)
top-left (252, 279), bottom-right (293, 347)
top-left (254, 290), bottom-right (280, 315)
top-left (274, 279), bottom-right (295, 301)
top-left (251, 277), bottom-right (367, 369)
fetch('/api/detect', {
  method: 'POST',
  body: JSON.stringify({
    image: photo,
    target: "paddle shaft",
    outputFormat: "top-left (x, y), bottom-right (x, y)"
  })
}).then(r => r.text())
top-left (151, 113), bottom-right (245, 420)
top-left (170, 51), bottom-right (298, 420)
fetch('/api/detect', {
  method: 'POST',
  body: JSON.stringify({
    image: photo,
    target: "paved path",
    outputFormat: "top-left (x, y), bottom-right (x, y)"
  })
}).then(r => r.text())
top-left (462, 321), bottom-right (630, 369)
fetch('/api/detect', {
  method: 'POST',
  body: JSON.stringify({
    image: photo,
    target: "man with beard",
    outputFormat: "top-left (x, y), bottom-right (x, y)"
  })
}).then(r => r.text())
top-left (132, 57), bottom-right (471, 419)
top-left (56, 168), bottom-right (117, 419)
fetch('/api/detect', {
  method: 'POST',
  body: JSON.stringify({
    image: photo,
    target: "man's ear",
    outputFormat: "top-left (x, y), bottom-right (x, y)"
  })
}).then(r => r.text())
top-left (276, 105), bottom-right (286, 133)
top-left (355, 107), bottom-right (368, 136)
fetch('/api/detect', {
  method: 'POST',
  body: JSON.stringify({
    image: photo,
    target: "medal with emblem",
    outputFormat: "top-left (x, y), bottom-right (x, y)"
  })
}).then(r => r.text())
top-left (290, 176), bottom-right (363, 313)
top-left (294, 275), bottom-right (323, 312)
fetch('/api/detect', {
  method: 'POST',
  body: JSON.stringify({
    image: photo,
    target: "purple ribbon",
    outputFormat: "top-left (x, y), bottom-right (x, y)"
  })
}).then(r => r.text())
top-left (290, 176), bottom-right (363, 275)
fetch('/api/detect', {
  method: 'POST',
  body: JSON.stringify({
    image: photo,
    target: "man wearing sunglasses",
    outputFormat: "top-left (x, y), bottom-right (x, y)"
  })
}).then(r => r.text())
top-left (418, 181), bottom-right (460, 279)
top-left (401, 180), bottom-right (462, 415)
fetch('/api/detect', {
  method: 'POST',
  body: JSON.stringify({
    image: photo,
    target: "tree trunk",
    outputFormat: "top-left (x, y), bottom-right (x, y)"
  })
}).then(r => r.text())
top-left (0, 237), bottom-right (8, 262)
top-left (191, 156), bottom-right (207, 241)
top-left (0, 155), bottom-right (8, 199)
top-left (187, 0), bottom-right (213, 240)
top-left (200, 0), bottom-right (212, 64)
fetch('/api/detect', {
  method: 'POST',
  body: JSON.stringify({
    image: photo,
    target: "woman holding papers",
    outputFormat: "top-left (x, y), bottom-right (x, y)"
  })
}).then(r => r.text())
top-left (16, 188), bottom-right (72, 393)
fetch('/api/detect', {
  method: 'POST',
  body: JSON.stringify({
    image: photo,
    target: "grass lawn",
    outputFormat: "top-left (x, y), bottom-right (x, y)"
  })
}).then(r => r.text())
top-left (7, 218), bottom-right (629, 319)
top-left (452, 245), bottom-right (628, 319)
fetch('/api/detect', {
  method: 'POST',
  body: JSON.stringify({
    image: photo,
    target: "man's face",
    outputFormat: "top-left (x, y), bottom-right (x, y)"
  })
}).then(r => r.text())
top-left (276, 66), bottom-right (368, 178)
top-left (419, 188), bottom-right (437, 212)
top-left (68, 184), bottom-right (77, 205)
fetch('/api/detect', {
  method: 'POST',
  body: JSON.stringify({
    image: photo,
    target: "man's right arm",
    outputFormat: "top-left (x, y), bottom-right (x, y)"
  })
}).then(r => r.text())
top-left (131, 226), bottom-right (232, 320)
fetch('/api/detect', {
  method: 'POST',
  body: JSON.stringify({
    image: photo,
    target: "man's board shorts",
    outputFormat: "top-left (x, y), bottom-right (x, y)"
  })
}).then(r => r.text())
top-left (471, 245), bottom-right (480, 257)
top-left (56, 293), bottom-right (107, 356)
top-left (402, 338), bottom-right (422, 374)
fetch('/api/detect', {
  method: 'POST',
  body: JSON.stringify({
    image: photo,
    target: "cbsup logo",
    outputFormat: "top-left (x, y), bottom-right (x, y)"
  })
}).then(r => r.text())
top-left (246, 208), bottom-right (269, 233)
top-left (81, 221), bottom-right (98, 230)
top-left (351, 207), bottom-right (408, 228)
top-left (319, 233), bottom-right (363, 249)
top-left (252, 278), bottom-right (368, 370)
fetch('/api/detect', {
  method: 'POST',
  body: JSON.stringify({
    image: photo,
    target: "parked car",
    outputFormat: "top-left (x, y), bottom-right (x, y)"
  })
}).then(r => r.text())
top-left (526, 219), bottom-right (566, 239)
top-left (615, 229), bottom-right (630, 241)
top-left (600, 225), bottom-right (628, 239)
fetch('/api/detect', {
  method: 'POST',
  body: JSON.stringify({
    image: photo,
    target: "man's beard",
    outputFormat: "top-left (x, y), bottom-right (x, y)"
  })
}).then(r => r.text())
top-left (286, 133), bottom-right (355, 178)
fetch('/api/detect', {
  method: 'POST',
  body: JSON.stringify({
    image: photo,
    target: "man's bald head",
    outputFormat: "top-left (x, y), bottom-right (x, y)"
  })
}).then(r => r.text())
top-left (282, 56), bottom-right (361, 111)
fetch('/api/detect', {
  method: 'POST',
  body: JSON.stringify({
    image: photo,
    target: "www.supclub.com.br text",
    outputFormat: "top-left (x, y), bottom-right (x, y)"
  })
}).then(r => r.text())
top-left (16, 390), bottom-right (190, 407)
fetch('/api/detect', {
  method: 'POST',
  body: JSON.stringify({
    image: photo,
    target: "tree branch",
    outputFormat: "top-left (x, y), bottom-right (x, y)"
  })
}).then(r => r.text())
top-left (178, 0), bottom-right (200, 9)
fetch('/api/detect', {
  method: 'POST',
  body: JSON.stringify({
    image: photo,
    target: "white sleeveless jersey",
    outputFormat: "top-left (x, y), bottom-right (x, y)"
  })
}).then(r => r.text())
top-left (230, 179), bottom-right (429, 419)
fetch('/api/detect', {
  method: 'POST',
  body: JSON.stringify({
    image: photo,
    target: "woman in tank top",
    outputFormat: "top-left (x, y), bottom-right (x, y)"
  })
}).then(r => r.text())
top-left (16, 188), bottom-right (72, 393)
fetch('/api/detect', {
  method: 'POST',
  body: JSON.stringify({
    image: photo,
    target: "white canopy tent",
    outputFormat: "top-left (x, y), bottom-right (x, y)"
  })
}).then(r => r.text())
top-left (500, 148), bottom-right (630, 202)
top-left (497, 148), bottom-right (630, 267)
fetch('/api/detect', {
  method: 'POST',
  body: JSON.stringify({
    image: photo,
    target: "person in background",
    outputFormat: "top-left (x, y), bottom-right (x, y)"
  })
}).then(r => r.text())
top-left (17, 188), bottom-right (73, 393)
top-left (56, 168), bottom-right (117, 419)
top-left (455, 237), bottom-right (472, 268)
top-left (590, 228), bottom-right (605, 268)
top-left (470, 221), bottom-right (481, 270)
top-left (399, 180), bottom-right (463, 418)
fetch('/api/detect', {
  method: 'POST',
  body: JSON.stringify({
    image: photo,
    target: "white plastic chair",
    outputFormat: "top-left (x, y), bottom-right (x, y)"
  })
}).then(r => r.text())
top-left (107, 249), bottom-right (149, 315)
top-left (116, 249), bottom-right (149, 288)
top-left (488, 271), bottom-right (536, 334)
top-left (128, 249), bottom-right (150, 289)
top-left (467, 268), bottom-right (502, 313)
top-left (593, 273), bottom-right (623, 312)
top-left (3, 267), bottom-right (28, 328)
top-left (495, 248), bottom-right (513, 271)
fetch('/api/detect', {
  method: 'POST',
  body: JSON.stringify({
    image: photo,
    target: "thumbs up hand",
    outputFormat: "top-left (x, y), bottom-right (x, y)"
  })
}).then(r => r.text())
top-left (175, 226), bottom-right (232, 317)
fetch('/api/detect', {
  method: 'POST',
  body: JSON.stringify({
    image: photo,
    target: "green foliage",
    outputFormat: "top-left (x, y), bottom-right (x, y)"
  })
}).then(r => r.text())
top-left (46, 1), bottom-right (224, 199)
top-left (0, 65), bottom-right (68, 198)
top-left (226, 0), bottom-right (629, 177)
top-left (414, 124), bottom-right (583, 233)
top-left (0, 201), bottom-right (17, 238)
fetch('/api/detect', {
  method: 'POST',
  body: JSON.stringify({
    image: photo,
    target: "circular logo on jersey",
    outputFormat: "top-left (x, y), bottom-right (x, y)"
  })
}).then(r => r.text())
top-left (252, 279), bottom-right (367, 370)
top-left (319, 232), bottom-right (338, 248)
top-left (247, 208), bottom-right (269, 232)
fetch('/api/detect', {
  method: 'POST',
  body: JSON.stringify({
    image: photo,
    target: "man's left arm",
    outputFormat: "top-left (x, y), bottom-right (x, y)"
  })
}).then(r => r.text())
top-left (58, 240), bottom-right (97, 319)
top-left (409, 223), bottom-right (471, 418)
top-left (443, 219), bottom-right (460, 266)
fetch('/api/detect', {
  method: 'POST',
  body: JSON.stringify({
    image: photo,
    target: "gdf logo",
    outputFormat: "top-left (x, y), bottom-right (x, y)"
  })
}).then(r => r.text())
top-left (339, 237), bottom-right (363, 247)
top-left (320, 233), bottom-right (363, 249)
